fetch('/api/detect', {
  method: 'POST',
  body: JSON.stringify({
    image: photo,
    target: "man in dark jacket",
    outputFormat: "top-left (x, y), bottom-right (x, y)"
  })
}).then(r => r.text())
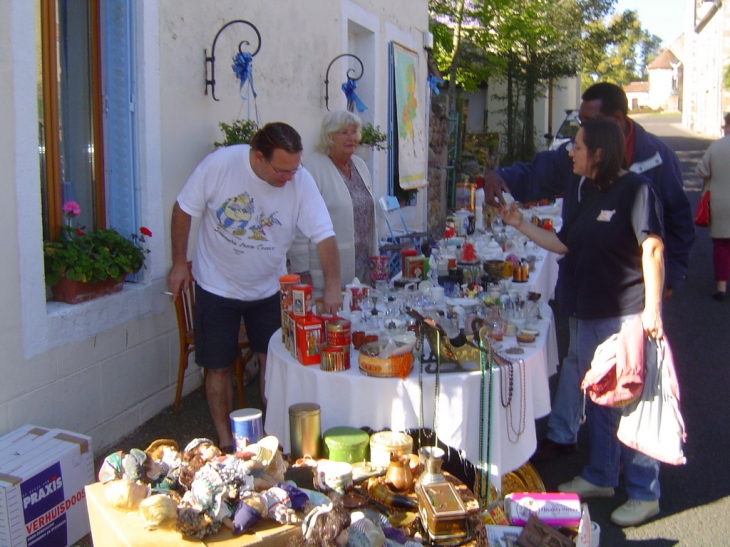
top-left (483, 82), bottom-right (695, 463)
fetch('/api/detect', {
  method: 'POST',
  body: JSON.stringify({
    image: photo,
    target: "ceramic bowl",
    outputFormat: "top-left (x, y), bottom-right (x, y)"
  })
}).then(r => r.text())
top-left (516, 332), bottom-right (536, 345)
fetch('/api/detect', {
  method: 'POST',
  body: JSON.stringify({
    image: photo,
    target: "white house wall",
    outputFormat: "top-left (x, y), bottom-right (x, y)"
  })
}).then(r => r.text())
top-left (1, 0), bottom-right (428, 454)
top-left (682, 0), bottom-right (730, 137)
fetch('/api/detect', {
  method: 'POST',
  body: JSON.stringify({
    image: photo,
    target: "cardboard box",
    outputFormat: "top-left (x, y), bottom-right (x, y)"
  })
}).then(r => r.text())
top-left (0, 426), bottom-right (52, 463)
top-left (85, 482), bottom-right (300, 547)
top-left (0, 427), bottom-right (94, 547)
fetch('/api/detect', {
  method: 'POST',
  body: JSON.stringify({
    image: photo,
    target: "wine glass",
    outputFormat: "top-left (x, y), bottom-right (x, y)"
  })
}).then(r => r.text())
top-left (359, 295), bottom-right (375, 326)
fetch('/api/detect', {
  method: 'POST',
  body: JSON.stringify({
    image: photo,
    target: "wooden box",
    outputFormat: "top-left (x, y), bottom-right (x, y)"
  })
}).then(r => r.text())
top-left (415, 481), bottom-right (468, 541)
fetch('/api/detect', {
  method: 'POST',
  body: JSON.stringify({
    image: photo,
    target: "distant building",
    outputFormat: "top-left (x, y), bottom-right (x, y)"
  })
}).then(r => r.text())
top-left (647, 49), bottom-right (682, 112)
top-left (624, 81), bottom-right (650, 110)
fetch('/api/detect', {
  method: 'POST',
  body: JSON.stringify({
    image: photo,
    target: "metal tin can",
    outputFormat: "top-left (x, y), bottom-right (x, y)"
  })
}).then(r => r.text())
top-left (289, 403), bottom-right (321, 459)
top-left (327, 319), bottom-right (351, 348)
top-left (321, 346), bottom-right (350, 372)
top-left (292, 283), bottom-right (313, 317)
top-left (279, 274), bottom-right (301, 311)
top-left (280, 274), bottom-right (301, 342)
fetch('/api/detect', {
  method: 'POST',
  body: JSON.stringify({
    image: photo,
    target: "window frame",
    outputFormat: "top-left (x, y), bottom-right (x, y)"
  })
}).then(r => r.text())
top-left (39, 0), bottom-right (107, 241)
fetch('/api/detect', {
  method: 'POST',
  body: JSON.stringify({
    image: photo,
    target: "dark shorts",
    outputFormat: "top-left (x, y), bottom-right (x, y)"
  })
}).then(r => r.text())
top-left (193, 286), bottom-right (281, 369)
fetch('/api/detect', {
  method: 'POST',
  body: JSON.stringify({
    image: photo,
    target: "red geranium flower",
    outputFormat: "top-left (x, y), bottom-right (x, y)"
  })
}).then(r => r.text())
top-left (140, 227), bottom-right (152, 237)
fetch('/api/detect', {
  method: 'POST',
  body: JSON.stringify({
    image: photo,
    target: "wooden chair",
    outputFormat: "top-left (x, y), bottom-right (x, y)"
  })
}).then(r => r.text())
top-left (173, 262), bottom-right (253, 414)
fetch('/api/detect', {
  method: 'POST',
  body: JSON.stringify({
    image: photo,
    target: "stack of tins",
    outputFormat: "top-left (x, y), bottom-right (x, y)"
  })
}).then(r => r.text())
top-left (279, 275), bottom-right (352, 368)
top-left (280, 275), bottom-right (322, 365)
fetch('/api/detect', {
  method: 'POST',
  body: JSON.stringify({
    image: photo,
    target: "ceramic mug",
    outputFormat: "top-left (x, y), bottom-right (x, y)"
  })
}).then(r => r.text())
top-left (315, 461), bottom-right (353, 494)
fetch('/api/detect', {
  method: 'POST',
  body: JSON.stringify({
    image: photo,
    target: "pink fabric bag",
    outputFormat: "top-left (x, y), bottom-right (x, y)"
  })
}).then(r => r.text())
top-left (580, 315), bottom-right (645, 407)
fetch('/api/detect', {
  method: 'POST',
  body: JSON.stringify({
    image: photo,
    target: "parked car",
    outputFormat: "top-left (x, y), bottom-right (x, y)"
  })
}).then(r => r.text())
top-left (545, 109), bottom-right (580, 151)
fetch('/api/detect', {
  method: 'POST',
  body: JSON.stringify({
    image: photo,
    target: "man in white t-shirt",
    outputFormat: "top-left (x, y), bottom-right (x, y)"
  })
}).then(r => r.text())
top-left (168, 122), bottom-right (342, 451)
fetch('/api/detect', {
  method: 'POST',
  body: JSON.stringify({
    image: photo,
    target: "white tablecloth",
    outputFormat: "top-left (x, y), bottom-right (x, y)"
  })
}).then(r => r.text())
top-left (518, 247), bottom-right (559, 304)
top-left (264, 303), bottom-right (558, 480)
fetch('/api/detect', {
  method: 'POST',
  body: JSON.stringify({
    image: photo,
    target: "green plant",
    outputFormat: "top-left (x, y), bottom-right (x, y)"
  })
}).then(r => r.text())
top-left (214, 119), bottom-right (259, 148)
top-left (359, 122), bottom-right (389, 151)
top-left (43, 201), bottom-right (151, 286)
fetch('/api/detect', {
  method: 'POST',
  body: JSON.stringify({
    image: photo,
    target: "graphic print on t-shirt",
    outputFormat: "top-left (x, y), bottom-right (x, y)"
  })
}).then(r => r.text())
top-left (215, 191), bottom-right (281, 244)
top-left (247, 211), bottom-right (282, 240)
top-left (217, 193), bottom-right (255, 235)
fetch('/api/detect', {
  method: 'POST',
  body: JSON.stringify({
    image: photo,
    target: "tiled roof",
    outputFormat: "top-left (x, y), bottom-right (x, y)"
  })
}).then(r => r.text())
top-left (648, 49), bottom-right (680, 69)
top-left (624, 81), bottom-right (650, 93)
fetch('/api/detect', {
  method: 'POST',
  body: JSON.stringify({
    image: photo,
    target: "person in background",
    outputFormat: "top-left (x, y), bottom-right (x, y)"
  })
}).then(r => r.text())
top-left (168, 122), bottom-right (342, 451)
top-left (500, 119), bottom-right (665, 526)
top-left (288, 110), bottom-right (377, 293)
top-left (696, 112), bottom-right (730, 301)
top-left (482, 82), bottom-right (694, 462)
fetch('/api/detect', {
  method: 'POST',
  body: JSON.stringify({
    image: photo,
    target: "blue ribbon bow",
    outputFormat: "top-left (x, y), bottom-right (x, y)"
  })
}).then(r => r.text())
top-left (428, 75), bottom-right (444, 95)
top-left (232, 53), bottom-right (257, 98)
top-left (341, 78), bottom-right (367, 113)
top-left (232, 52), bottom-right (260, 124)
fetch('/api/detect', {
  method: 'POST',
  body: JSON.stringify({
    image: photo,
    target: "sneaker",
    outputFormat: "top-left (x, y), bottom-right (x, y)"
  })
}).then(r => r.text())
top-left (610, 499), bottom-right (659, 526)
top-left (557, 476), bottom-right (615, 498)
top-left (530, 438), bottom-right (578, 462)
top-left (712, 291), bottom-right (726, 302)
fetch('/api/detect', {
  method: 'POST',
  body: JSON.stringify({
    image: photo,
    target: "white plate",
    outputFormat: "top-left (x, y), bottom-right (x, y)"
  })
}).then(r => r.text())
top-left (535, 205), bottom-right (560, 215)
top-left (445, 297), bottom-right (482, 308)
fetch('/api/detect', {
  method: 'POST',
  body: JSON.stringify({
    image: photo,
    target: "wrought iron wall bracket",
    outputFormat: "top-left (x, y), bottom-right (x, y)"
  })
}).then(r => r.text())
top-left (204, 19), bottom-right (262, 101)
top-left (324, 53), bottom-right (364, 111)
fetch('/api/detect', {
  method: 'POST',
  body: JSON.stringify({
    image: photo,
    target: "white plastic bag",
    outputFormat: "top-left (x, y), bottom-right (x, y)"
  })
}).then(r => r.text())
top-left (617, 336), bottom-right (687, 465)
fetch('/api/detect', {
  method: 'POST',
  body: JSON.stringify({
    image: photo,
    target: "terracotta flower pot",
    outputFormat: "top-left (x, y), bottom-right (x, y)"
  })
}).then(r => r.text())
top-left (51, 276), bottom-right (125, 304)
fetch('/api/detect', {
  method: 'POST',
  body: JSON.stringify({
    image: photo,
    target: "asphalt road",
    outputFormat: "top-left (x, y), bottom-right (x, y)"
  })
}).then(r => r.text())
top-left (83, 115), bottom-right (728, 547)
top-left (532, 115), bottom-right (730, 547)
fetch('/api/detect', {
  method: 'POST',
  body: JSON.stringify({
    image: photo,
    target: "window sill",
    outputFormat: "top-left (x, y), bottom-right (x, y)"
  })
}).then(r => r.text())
top-left (44, 278), bottom-right (168, 351)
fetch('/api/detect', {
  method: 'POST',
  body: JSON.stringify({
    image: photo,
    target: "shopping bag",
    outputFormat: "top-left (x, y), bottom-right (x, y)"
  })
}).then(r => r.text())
top-left (694, 191), bottom-right (710, 227)
top-left (617, 337), bottom-right (687, 465)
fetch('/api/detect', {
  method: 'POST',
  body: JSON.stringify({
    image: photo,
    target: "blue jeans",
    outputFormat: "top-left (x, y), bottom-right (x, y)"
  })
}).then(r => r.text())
top-left (546, 317), bottom-right (583, 444)
top-left (577, 316), bottom-right (661, 501)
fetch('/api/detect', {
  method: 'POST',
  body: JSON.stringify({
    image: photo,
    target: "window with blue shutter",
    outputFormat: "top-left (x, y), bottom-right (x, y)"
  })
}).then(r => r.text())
top-left (102, 0), bottom-right (138, 244)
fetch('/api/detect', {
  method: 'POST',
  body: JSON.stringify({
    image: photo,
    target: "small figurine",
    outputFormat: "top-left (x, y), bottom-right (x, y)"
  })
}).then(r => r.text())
top-left (228, 483), bottom-right (309, 534)
top-left (98, 448), bottom-right (168, 489)
top-left (139, 494), bottom-right (178, 529)
top-left (104, 478), bottom-right (149, 511)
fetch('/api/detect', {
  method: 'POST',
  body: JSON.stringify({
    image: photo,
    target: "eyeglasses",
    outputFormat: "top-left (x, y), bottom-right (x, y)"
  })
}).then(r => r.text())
top-left (334, 129), bottom-right (359, 138)
top-left (265, 157), bottom-right (301, 176)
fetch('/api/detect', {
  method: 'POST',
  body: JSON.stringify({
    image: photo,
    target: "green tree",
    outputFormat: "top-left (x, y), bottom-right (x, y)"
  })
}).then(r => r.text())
top-left (581, 10), bottom-right (662, 89)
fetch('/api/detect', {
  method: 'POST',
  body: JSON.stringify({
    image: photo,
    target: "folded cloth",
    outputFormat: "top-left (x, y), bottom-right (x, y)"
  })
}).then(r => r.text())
top-left (581, 315), bottom-right (645, 407)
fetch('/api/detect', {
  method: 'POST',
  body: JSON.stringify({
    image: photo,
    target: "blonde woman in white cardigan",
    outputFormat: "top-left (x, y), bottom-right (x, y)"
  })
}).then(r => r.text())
top-left (289, 111), bottom-right (378, 295)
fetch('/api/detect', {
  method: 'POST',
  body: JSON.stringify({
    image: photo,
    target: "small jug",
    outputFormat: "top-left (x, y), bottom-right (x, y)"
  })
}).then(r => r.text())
top-left (385, 455), bottom-right (413, 493)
